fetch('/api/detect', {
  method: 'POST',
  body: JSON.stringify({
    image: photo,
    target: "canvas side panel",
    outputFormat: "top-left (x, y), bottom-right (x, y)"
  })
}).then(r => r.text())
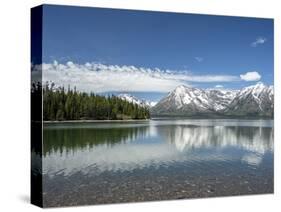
top-left (31, 5), bottom-right (43, 208)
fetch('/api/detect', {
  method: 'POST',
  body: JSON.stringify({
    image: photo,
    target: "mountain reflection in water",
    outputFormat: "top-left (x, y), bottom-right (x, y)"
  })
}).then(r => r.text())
top-left (42, 120), bottom-right (273, 178)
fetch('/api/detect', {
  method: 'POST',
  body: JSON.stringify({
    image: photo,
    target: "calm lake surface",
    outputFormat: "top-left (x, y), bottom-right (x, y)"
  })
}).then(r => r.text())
top-left (42, 119), bottom-right (274, 207)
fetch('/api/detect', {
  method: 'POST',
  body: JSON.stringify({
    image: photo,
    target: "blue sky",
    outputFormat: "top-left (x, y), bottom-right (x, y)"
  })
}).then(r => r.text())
top-left (41, 4), bottom-right (274, 102)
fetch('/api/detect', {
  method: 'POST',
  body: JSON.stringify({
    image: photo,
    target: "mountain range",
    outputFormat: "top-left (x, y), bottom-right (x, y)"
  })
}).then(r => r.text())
top-left (118, 82), bottom-right (274, 118)
top-left (151, 82), bottom-right (274, 118)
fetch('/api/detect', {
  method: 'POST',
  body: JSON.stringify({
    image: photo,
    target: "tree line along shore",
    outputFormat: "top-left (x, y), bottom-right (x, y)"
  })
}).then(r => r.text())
top-left (31, 82), bottom-right (150, 121)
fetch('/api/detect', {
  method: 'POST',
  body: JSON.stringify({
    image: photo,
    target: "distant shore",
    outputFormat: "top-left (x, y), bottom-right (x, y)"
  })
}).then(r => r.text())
top-left (43, 116), bottom-right (273, 124)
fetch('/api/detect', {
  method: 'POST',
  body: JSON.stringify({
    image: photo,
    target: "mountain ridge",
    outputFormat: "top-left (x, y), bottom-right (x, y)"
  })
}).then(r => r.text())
top-left (118, 93), bottom-right (157, 108)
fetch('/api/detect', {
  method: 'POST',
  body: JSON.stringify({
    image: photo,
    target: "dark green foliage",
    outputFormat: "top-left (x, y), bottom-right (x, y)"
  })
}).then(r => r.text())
top-left (40, 83), bottom-right (150, 121)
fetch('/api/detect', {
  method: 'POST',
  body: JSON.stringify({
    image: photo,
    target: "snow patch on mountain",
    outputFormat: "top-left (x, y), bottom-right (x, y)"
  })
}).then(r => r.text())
top-left (206, 89), bottom-right (238, 111)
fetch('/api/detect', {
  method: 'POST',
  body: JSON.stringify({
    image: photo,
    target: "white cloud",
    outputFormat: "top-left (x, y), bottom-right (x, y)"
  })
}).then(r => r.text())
top-left (215, 85), bottom-right (224, 88)
top-left (195, 57), bottom-right (203, 62)
top-left (240, 71), bottom-right (261, 81)
top-left (251, 37), bottom-right (267, 47)
top-left (40, 61), bottom-right (241, 93)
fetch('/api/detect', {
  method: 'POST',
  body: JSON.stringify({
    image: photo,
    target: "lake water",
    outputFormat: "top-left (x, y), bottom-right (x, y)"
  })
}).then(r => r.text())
top-left (41, 119), bottom-right (274, 207)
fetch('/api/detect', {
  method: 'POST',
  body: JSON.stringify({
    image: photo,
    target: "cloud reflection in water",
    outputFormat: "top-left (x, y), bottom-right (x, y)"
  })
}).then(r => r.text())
top-left (42, 120), bottom-right (273, 177)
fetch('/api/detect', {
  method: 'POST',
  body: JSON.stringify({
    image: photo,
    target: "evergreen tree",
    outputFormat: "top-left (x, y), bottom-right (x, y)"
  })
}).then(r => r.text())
top-left (42, 83), bottom-right (151, 121)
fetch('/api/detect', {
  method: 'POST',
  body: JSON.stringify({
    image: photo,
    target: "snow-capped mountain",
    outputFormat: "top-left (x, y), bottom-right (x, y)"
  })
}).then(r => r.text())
top-left (151, 85), bottom-right (238, 115)
top-left (118, 93), bottom-right (157, 108)
top-left (151, 83), bottom-right (274, 117)
top-left (224, 82), bottom-right (274, 117)
top-left (151, 85), bottom-right (214, 116)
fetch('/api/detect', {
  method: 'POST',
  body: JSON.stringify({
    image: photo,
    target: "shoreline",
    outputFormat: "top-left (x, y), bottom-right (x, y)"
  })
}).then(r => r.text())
top-left (43, 117), bottom-right (273, 124)
top-left (43, 119), bottom-right (151, 123)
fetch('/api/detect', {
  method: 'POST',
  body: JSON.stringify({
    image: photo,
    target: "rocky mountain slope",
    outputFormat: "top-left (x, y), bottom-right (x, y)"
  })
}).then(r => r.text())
top-left (224, 82), bottom-right (273, 117)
